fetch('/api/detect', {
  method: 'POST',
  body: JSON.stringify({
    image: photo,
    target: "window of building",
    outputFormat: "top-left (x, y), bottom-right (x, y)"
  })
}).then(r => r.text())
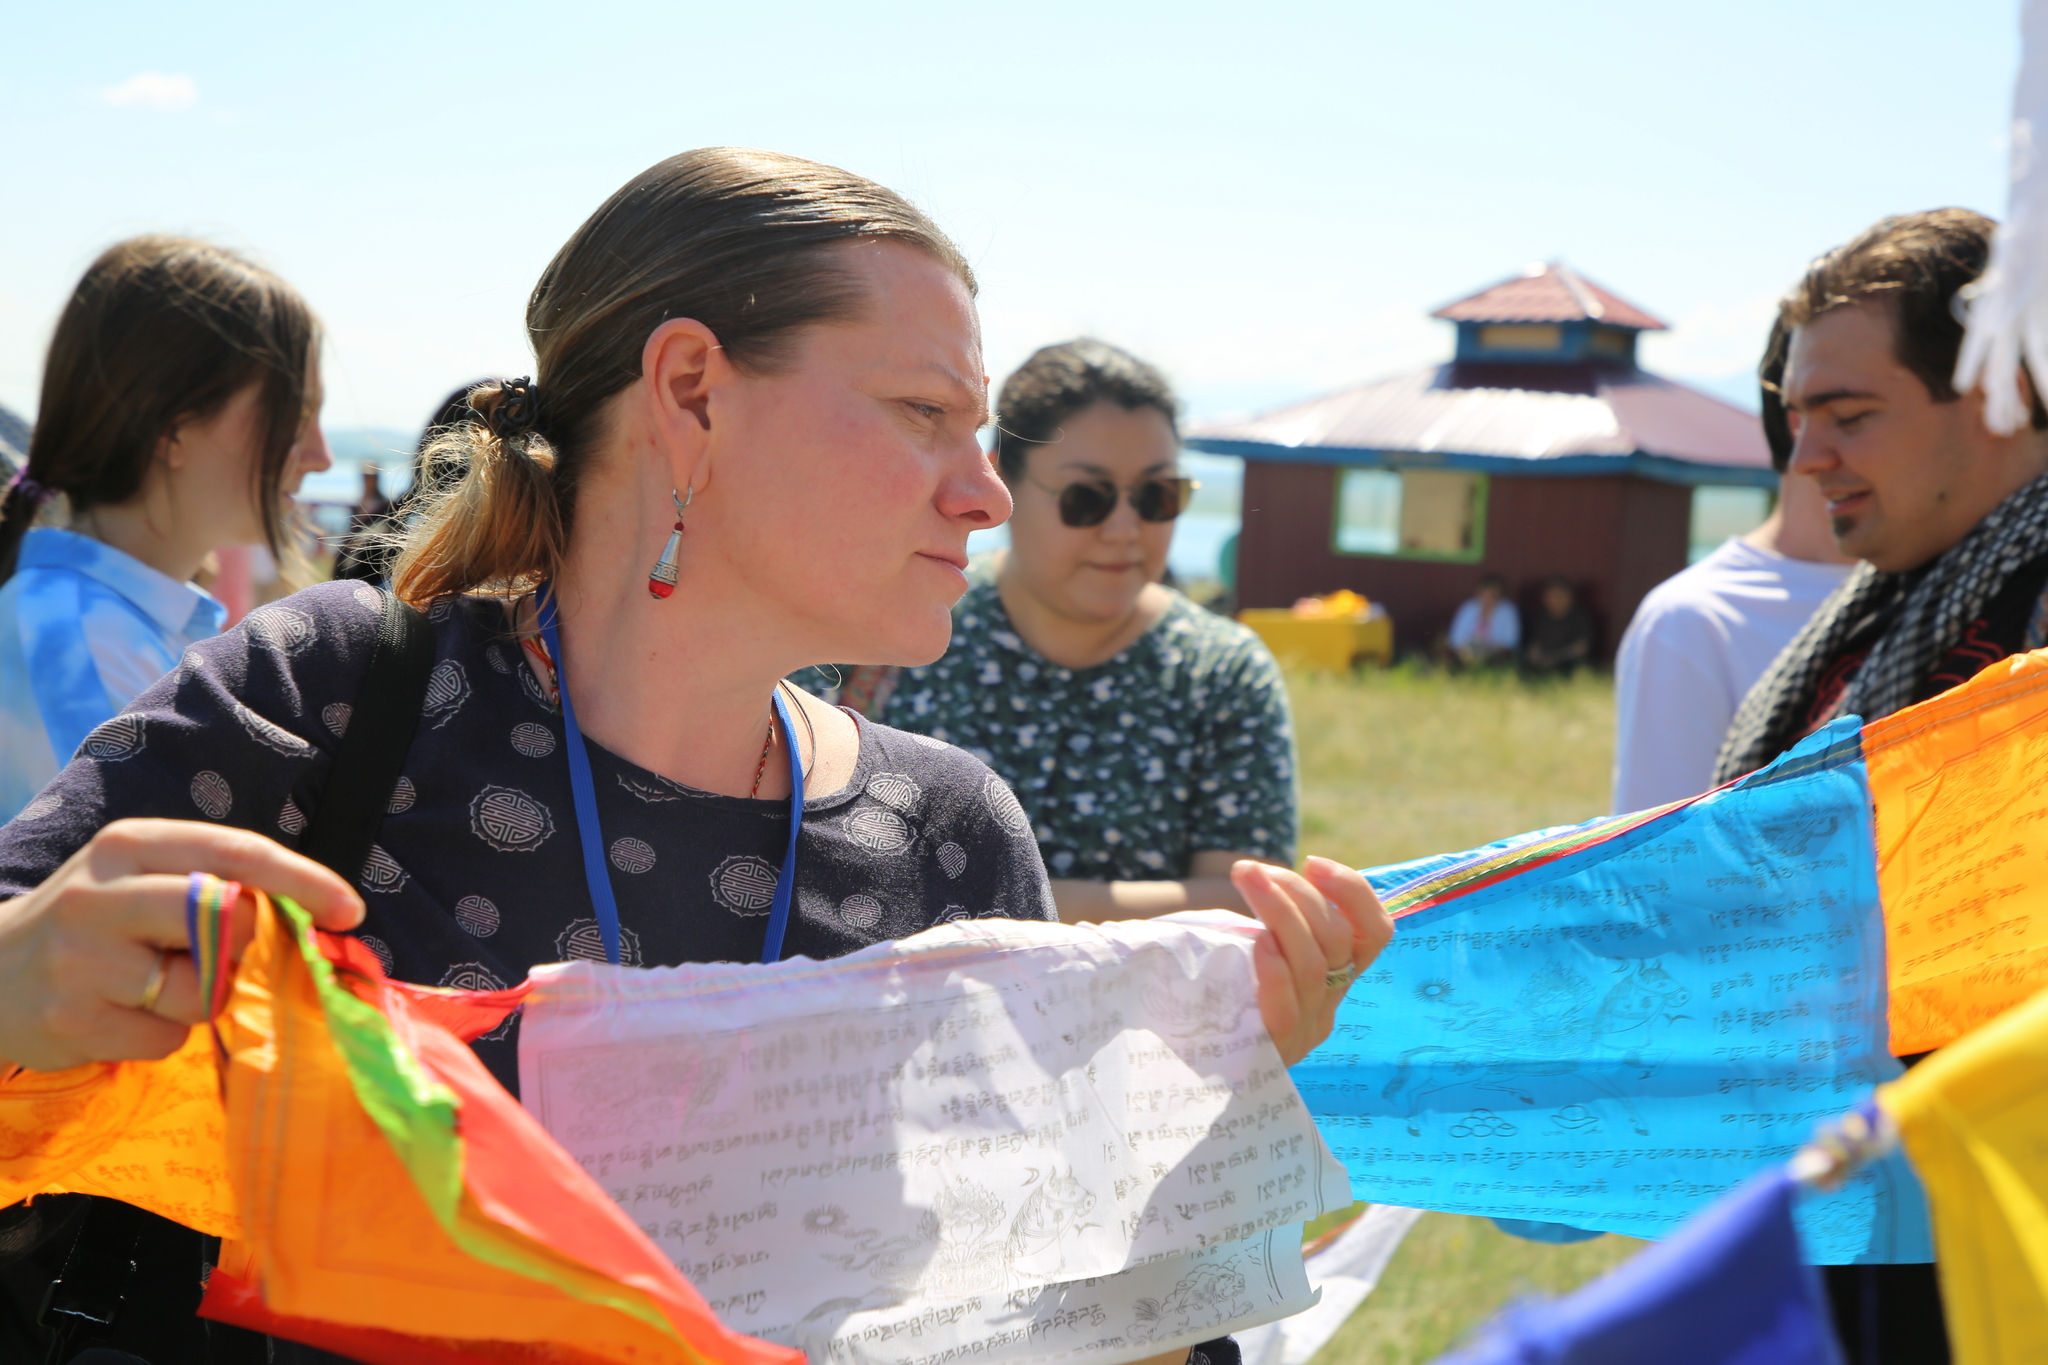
top-left (1586, 327), bottom-right (1634, 360)
top-left (1477, 323), bottom-right (1562, 353)
top-left (1333, 467), bottom-right (1488, 561)
top-left (1689, 485), bottom-right (1774, 563)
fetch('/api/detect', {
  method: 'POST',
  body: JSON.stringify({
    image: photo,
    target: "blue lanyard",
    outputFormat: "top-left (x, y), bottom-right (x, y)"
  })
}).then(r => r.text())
top-left (537, 587), bottom-right (804, 966)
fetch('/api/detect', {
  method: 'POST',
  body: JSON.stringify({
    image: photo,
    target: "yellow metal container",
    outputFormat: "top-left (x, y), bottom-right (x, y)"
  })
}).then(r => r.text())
top-left (1238, 609), bottom-right (1394, 671)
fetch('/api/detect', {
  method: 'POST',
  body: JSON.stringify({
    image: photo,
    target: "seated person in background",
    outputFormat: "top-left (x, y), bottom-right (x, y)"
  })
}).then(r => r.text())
top-left (1610, 315), bottom-right (1853, 812)
top-left (797, 338), bottom-right (1297, 924)
top-left (1447, 572), bottom-right (1519, 666)
top-left (1521, 577), bottom-right (1595, 676)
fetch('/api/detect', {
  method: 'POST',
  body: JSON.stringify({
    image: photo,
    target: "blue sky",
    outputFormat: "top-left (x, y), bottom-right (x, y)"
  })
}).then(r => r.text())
top-left (0, 0), bottom-right (2022, 437)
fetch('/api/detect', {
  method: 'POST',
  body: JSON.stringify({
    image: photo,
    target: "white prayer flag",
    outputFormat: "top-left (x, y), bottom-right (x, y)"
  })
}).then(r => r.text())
top-left (519, 914), bottom-right (1352, 1365)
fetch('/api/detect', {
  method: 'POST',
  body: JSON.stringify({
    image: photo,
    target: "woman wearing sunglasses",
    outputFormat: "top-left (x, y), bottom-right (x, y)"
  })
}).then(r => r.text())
top-left (806, 340), bottom-right (1296, 922)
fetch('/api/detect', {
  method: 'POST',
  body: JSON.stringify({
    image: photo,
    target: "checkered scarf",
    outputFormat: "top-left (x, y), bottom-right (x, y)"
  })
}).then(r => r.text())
top-left (1713, 470), bottom-right (2048, 783)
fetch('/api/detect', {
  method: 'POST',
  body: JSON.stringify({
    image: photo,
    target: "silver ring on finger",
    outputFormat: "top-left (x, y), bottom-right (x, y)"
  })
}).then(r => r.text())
top-left (139, 949), bottom-right (171, 1015)
top-left (1324, 962), bottom-right (1358, 991)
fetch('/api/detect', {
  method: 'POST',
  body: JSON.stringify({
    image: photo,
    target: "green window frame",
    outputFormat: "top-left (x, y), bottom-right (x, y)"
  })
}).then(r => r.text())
top-left (1331, 466), bottom-right (1489, 563)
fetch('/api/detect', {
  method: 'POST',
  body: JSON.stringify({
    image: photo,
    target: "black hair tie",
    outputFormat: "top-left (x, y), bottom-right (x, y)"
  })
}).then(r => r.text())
top-left (486, 377), bottom-right (543, 440)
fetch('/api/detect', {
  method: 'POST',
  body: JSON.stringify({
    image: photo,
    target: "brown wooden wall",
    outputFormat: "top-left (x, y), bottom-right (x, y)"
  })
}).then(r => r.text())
top-left (1236, 463), bottom-right (1692, 663)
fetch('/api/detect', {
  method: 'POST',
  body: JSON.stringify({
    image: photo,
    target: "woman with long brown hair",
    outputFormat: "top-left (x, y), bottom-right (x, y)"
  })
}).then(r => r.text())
top-left (0, 237), bottom-right (331, 823)
top-left (0, 150), bottom-right (1388, 1363)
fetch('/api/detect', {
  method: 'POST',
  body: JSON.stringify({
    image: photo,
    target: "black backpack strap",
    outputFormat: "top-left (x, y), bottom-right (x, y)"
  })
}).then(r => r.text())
top-left (296, 592), bottom-right (435, 884)
top-left (36, 1198), bottom-right (149, 1364)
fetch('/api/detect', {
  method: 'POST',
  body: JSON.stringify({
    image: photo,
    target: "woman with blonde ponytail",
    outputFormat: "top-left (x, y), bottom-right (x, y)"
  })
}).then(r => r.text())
top-left (0, 150), bottom-right (1389, 1361)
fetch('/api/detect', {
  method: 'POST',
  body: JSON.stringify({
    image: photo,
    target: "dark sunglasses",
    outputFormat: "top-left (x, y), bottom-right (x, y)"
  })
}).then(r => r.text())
top-left (1030, 475), bottom-right (1199, 528)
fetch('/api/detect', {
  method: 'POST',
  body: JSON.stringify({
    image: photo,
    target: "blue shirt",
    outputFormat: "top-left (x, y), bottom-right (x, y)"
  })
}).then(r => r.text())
top-left (0, 527), bottom-right (225, 821)
top-left (1448, 596), bottom-right (1520, 651)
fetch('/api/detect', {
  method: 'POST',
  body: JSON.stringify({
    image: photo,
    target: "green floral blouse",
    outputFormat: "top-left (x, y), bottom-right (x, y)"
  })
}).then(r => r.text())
top-left (797, 579), bottom-right (1297, 881)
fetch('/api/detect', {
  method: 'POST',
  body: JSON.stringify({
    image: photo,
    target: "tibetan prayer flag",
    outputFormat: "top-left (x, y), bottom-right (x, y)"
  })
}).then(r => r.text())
top-left (1880, 982), bottom-right (2048, 1365)
top-left (1295, 719), bottom-right (1932, 1263)
top-left (1864, 648), bottom-right (2048, 1055)
top-left (0, 891), bottom-right (796, 1365)
top-left (1435, 1170), bottom-right (1841, 1365)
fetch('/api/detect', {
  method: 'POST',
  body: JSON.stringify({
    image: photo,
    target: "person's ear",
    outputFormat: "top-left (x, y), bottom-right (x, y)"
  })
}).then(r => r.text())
top-left (640, 319), bottom-right (730, 489)
top-left (154, 421), bottom-right (188, 472)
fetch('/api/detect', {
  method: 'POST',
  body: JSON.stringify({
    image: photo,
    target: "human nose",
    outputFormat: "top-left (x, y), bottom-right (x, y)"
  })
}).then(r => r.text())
top-left (298, 422), bottom-right (333, 475)
top-left (939, 438), bottom-right (1010, 528)
top-left (1785, 417), bottom-right (1831, 477)
top-left (1097, 482), bottom-right (1144, 540)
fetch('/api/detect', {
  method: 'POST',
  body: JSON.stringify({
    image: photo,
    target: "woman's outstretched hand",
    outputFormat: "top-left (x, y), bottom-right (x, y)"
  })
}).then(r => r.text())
top-left (0, 818), bottom-right (363, 1072)
top-left (1237, 855), bottom-right (1394, 1067)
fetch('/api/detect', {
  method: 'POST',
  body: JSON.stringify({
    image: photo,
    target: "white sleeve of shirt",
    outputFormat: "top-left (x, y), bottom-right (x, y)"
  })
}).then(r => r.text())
top-left (1611, 599), bottom-right (1737, 814)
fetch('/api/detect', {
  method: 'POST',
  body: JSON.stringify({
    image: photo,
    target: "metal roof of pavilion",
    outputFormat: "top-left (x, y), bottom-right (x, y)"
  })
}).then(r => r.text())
top-left (1433, 262), bottom-right (1669, 330)
top-left (1186, 267), bottom-right (1769, 486)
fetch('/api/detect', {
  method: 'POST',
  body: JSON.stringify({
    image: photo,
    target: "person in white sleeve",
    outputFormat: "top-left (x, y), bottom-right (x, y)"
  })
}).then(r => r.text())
top-left (1611, 316), bottom-right (1853, 813)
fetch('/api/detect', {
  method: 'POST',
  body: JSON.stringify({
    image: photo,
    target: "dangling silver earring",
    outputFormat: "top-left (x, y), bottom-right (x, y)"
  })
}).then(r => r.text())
top-left (647, 486), bottom-right (692, 599)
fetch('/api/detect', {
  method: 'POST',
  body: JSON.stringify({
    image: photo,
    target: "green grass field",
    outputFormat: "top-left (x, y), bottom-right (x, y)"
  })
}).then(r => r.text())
top-left (1286, 665), bottom-right (1647, 1363)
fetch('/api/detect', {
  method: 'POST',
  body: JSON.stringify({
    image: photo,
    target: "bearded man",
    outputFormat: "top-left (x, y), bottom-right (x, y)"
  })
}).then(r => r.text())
top-left (1715, 208), bottom-right (2048, 1365)
top-left (1718, 209), bottom-right (2048, 782)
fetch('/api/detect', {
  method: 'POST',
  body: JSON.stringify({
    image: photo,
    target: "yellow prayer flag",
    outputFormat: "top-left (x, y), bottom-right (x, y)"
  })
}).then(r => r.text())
top-left (1880, 983), bottom-right (2048, 1365)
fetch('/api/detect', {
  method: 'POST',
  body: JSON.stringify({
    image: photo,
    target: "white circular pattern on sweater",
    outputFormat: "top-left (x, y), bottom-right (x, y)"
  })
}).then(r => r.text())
top-left (555, 918), bottom-right (643, 965)
top-left (278, 799), bottom-right (307, 835)
top-left (353, 583), bottom-right (384, 613)
top-left (484, 644), bottom-right (511, 674)
top-left (518, 665), bottom-right (553, 711)
top-left (438, 960), bottom-right (516, 1040)
top-left (455, 895), bottom-right (500, 936)
top-left (80, 715), bottom-right (146, 761)
top-left (358, 935), bottom-right (395, 972)
top-left (866, 772), bottom-right (922, 813)
top-left (424, 660), bottom-right (471, 728)
top-left (937, 841), bottom-right (967, 879)
top-left (387, 777), bottom-right (416, 814)
top-left (980, 773), bottom-right (1032, 836)
top-left (439, 960), bottom-right (505, 991)
top-left (845, 805), bottom-right (912, 854)
top-left (618, 774), bottom-right (682, 803)
top-left (235, 702), bottom-right (311, 756)
top-left (360, 844), bottom-right (408, 893)
top-left (510, 722), bottom-right (556, 757)
top-left (18, 793), bottom-right (62, 821)
top-left (190, 771), bottom-right (232, 820)
top-left (245, 606), bottom-right (315, 656)
top-left (610, 837), bottom-right (656, 874)
top-left (323, 702), bottom-right (353, 738)
top-left (470, 784), bottom-right (554, 852)
top-left (709, 854), bottom-right (779, 915)
top-left (428, 597), bottom-right (453, 623)
top-left (839, 894), bottom-right (883, 929)
top-left (937, 905), bottom-right (971, 923)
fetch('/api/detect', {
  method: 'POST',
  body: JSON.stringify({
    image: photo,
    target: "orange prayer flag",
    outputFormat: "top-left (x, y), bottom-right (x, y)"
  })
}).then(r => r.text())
top-left (1865, 648), bottom-right (2048, 1055)
top-left (0, 1022), bottom-right (239, 1238)
top-left (0, 888), bottom-right (798, 1365)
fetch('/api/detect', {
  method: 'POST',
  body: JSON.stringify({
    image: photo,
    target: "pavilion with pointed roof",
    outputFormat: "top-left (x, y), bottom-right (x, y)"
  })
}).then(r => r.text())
top-left (1186, 263), bottom-right (1772, 662)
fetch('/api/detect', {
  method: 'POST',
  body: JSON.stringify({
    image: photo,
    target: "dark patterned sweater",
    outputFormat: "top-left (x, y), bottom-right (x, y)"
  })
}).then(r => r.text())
top-left (0, 579), bottom-right (1056, 1093)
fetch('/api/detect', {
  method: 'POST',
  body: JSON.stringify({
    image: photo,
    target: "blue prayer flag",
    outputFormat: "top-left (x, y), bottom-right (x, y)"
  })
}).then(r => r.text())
top-left (1437, 1170), bottom-right (1842, 1365)
top-left (1295, 719), bottom-right (1931, 1263)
